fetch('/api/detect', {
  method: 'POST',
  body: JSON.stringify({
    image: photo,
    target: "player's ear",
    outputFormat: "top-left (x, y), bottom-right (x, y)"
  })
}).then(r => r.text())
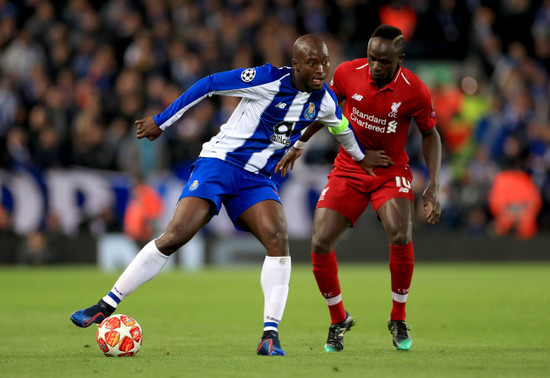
top-left (292, 58), bottom-right (298, 69)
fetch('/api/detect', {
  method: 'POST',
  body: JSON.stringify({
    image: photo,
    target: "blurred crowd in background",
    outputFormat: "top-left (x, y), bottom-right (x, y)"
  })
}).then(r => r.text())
top-left (1, 0), bottom-right (549, 264)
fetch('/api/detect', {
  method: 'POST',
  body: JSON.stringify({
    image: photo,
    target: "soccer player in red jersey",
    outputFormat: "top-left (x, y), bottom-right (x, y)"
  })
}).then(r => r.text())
top-left (276, 25), bottom-right (442, 352)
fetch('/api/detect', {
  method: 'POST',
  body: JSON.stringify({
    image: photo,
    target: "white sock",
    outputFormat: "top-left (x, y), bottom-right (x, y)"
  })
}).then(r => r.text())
top-left (102, 240), bottom-right (169, 307)
top-left (260, 256), bottom-right (291, 332)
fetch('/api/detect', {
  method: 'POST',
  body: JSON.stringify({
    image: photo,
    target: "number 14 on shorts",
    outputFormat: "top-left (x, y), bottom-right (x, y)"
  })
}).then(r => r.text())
top-left (395, 176), bottom-right (411, 193)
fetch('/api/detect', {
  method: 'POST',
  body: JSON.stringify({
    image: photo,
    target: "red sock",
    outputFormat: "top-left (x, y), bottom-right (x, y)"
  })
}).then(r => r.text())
top-left (389, 242), bottom-right (414, 321)
top-left (311, 250), bottom-right (346, 324)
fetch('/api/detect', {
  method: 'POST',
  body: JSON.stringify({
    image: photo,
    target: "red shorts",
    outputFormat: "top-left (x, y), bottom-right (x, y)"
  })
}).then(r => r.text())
top-left (316, 164), bottom-right (414, 225)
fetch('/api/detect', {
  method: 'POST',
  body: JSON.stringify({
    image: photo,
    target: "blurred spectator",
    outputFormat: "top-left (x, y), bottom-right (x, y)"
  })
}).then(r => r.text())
top-left (489, 170), bottom-right (542, 239)
top-left (0, 204), bottom-right (12, 232)
top-left (0, 76), bottom-right (18, 137)
top-left (16, 231), bottom-right (54, 265)
top-left (378, 0), bottom-right (418, 41)
top-left (0, 29), bottom-right (45, 82)
top-left (124, 179), bottom-right (163, 244)
top-left (71, 112), bottom-right (115, 170)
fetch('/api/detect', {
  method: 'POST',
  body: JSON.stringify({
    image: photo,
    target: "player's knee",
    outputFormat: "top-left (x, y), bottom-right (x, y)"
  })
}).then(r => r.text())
top-left (388, 229), bottom-right (411, 246)
top-left (263, 227), bottom-right (289, 255)
top-left (155, 231), bottom-right (185, 255)
top-left (311, 234), bottom-right (332, 254)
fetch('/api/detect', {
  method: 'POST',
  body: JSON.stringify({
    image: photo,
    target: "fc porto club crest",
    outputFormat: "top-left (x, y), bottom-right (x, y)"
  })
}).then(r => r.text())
top-left (303, 102), bottom-right (316, 120)
top-left (189, 180), bottom-right (199, 191)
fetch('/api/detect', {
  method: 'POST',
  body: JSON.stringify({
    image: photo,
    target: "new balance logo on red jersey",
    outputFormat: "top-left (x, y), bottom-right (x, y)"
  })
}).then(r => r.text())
top-left (351, 93), bottom-right (363, 101)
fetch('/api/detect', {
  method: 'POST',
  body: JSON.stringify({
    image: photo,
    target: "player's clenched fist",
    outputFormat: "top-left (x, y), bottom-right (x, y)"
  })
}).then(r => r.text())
top-left (135, 117), bottom-right (162, 141)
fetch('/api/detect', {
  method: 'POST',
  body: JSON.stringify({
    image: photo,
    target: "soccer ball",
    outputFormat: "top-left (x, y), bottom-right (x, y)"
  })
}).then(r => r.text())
top-left (96, 314), bottom-right (143, 357)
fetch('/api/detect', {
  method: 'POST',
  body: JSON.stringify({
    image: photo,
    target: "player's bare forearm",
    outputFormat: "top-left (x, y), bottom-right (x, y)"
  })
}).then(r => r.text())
top-left (135, 117), bottom-right (163, 141)
top-left (301, 121), bottom-right (324, 142)
top-left (275, 147), bottom-right (303, 177)
top-left (420, 127), bottom-right (442, 223)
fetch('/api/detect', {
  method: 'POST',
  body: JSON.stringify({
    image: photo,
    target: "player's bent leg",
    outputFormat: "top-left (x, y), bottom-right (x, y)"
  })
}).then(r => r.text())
top-left (70, 197), bottom-right (213, 329)
top-left (239, 200), bottom-right (290, 356)
top-left (70, 299), bottom-right (115, 328)
top-left (388, 319), bottom-right (412, 351)
top-left (325, 311), bottom-right (355, 352)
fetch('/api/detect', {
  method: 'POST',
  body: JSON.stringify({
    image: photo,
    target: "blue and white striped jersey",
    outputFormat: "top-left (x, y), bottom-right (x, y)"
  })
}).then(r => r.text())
top-left (154, 63), bottom-right (348, 177)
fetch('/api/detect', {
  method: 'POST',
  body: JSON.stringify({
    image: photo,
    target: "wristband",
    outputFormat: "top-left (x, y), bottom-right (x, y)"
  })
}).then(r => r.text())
top-left (293, 140), bottom-right (307, 149)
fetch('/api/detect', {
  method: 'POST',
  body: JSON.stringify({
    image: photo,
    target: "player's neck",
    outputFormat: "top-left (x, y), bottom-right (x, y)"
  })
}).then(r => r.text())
top-left (375, 67), bottom-right (399, 89)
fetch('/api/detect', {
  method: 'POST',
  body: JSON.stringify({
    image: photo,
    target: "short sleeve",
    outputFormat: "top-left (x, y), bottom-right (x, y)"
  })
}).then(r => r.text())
top-left (411, 82), bottom-right (437, 131)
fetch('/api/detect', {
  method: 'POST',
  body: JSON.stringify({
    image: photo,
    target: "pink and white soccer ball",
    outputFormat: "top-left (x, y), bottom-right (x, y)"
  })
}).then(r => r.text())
top-left (96, 314), bottom-right (143, 357)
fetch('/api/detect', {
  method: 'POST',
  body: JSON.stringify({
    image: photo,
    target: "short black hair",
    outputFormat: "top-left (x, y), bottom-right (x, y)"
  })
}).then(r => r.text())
top-left (371, 24), bottom-right (403, 40)
top-left (370, 24), bottom-right (404, 53)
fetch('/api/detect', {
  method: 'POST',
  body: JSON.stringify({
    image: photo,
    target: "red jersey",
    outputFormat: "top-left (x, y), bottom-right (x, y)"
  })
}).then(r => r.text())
top-left (330, 58), bottom-right (437, 170)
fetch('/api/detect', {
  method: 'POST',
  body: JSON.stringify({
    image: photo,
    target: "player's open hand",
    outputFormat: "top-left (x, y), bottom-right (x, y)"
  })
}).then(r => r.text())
top-left (358, 150), bottom-right (394, 176)
top-left (275, 147), bottom-right (303, 177)
top-left (135, 117), bottom-right (162, 141)
top-left (422, 185), bottom-right (441, 224)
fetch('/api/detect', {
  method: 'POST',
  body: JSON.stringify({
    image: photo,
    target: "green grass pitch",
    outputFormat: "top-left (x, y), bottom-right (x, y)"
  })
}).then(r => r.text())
top-left (1, 262), bottom-right (549, 377)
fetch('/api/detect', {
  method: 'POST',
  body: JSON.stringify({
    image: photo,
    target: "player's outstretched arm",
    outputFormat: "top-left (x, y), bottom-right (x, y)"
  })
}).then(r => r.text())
top-left (420, 127), bottom-right (442, 224)
top-left (135, 117), bottom-right (163, 141)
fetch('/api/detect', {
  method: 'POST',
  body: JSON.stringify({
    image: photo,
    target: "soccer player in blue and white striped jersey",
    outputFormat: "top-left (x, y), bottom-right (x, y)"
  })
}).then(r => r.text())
top-left (71, 34), bottom-right (373, 356)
